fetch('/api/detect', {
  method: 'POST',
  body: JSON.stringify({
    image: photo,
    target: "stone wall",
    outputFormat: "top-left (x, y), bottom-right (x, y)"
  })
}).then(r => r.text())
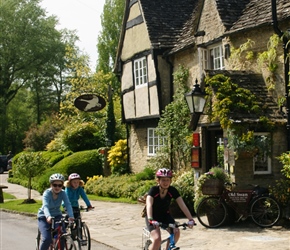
top-left (128, 120), bottom-right (158, 173)
top-left (232, 128), bottom-right (286, 188)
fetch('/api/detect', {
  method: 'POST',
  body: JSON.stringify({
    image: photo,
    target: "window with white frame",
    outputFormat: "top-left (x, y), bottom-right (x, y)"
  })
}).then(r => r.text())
top-left (134, 57), bottom-right (148, 87)
top-left (147, 128), bottom-right (165, 156)
top-left (198, 44), bottom-right (225, 70)
top-left (253, 133), bottom-right (271, 174)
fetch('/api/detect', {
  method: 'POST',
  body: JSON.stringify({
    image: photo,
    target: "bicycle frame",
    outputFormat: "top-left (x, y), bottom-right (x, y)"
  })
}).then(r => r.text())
top-left (70, 207), bottom-right (91, 250)
top-left (222, 188), bottom-right (256, 221)
top-left (36, 217), bottom-right (76, 250)
top-left (52, 218), bottom-right (67, 249)
top-left (142, 222), bottom-right (189, 250)
top-left (163, 225), bottom-right (178, 250)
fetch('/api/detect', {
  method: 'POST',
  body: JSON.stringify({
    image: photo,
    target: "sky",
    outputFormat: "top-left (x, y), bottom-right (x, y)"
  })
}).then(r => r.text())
top-left (40, 0), bottom-right (106, 70)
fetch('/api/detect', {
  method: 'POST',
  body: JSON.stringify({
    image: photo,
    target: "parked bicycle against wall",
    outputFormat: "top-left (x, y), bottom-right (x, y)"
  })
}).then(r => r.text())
top-left (196, 182), bottom-right (281, 228)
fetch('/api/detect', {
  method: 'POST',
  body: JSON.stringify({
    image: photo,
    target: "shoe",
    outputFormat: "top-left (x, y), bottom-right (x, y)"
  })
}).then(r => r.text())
top-left (80, 240), bottom-right (87, 246)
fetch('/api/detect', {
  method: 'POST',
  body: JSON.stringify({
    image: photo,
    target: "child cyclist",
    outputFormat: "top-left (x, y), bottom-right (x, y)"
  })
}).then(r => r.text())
top-left (146, 168), bottom-right (195, 250)
top-left (37, 173), bottom-right (74, 250)
top-left (64, 173), bottom-right (93, 218)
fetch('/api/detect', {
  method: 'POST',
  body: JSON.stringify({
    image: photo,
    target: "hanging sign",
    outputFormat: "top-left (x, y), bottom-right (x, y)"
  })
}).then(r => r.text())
top-left (74, 94), bottom-right (106, 112)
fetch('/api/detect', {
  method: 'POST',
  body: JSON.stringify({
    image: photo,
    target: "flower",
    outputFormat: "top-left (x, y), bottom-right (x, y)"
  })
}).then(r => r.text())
top-left (194, 167), bottom-right (231, 212)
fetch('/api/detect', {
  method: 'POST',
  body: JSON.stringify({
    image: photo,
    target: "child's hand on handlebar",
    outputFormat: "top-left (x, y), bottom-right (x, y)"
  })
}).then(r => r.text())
top-left (87, 205), bottom-right (94, 211)
top-left (149, 219), bottom-right (159, 227)
top-left (187, 219), bottom-right (196, 228)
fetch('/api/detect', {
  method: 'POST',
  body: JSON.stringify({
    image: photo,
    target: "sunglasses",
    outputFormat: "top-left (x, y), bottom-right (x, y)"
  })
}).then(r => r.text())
top-left (52, 184), bottom-right (63, 188)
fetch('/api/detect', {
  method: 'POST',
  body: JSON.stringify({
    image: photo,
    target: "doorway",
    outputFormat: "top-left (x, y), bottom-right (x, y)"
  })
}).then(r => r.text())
top-left (204, 127), bottom-right (223, 172)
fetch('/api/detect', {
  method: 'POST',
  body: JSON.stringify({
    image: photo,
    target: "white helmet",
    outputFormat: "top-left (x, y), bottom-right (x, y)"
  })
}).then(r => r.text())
top-left (49, 173), bottom-right (65, 183)
top-left (68, 173), bottom-right (81, 181)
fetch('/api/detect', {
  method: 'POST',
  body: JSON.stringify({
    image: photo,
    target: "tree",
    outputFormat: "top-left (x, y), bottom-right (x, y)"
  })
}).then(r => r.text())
top-left (14, 152), bottom-right (47, 202)
top-left (0, 0), bottom-right (71, 153)
top-left (96, 0), bottom-right (125, 144)
top-left (96, 0), bottom-right (125, 75)
top-left (6, 88), bottom-right (36, 153)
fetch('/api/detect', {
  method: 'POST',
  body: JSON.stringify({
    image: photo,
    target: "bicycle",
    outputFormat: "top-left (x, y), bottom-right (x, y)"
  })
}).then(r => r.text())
top-left (196, 182), bottom-right (281, 228)
top-left (68, 207), bottom-right (92, 250)
top-left (36, 217), bottom-right (77, 250)
top-left (142, 221), bottom-right (193, 250)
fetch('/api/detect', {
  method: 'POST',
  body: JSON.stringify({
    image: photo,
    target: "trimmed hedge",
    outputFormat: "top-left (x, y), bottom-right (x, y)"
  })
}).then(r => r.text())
top-left (85, 174), bottom-right (156, 200)
top-left (36, 149), bottom-right (103, 193)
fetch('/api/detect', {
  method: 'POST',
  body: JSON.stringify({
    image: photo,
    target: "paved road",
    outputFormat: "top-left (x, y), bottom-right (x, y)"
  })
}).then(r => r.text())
top-left (1, 173), bottom-right (290, 250)
top-left (0, 211), bottom-right (115, 250)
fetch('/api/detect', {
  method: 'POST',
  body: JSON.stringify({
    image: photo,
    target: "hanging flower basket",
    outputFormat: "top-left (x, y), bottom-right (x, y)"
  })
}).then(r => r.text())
top-left (237, 148), bottom-right (259, 159)
top-left (201, 179), bottom-right (224, 195)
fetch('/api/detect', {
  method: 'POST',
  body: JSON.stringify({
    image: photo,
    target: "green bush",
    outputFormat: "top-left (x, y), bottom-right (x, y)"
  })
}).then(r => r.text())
top-left (62, 122), bottom-right (104, 152)
top-left (270, 178), bottom-right (290, 207)
top-left (172, 170), bottom-right (195, 213)
top-left (41, 151), bottom-right (73, 166)
top-left (23, 115), bottom-right (63, 151)
top-left (273, 152), bottom-right (290, 209)
top-left (85, 174), bottom-right (155, 200)
top-left (134, 167), bottom-right (155, 181)
top-left (36, 149), bottom-right (103, 193)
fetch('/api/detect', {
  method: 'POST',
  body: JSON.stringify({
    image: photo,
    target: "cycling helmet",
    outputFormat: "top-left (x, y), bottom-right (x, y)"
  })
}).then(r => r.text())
top-left (49, 173), bottom-right (65, 183)
top-left (68, 173), bottom-right (81, 181)
top-left (156, 168), bottom-right (173, 178)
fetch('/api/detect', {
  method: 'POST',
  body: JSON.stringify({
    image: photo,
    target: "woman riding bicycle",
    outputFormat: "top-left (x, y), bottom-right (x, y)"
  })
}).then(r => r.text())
top-left (146, 168), bottom-right (195, 250)
top-left (37, 173), bottom-right (74, 250)
top-left (63, 173), bottom-right (93, 218)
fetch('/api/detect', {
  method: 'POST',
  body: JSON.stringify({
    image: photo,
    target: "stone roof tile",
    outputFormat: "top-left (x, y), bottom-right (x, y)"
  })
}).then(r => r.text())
top-left (228, 0), bottom-right (290, 33)
top-left (140, 0), bottom-right (197, 48)
top-left (216, 0), bottom-right (251, 30)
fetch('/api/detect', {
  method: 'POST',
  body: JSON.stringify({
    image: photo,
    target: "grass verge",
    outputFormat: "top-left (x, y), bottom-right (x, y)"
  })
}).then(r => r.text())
top-left (0, 192), bottom-right (136, 215)
top-left (0, 199), bottom-right (41, 214)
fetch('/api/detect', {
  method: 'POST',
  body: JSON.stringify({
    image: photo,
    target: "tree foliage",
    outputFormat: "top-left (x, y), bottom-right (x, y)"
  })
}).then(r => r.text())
top-left (13, 151), bottom-right (48, 200)
top-left (97, 0), bottom-right (125, 74)
top-left (0, 0), bottom-right (77, 153)
top-left (23, 114), bottom-right (64, 151)
top-left (156, 65), bottom-right (192, 170)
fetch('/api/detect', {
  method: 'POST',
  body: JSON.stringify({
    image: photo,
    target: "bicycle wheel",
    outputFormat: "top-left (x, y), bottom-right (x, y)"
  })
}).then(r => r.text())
top-left (54, 235), bottom-right (77, 250)
top-left (196, 197), bottom-right (227, 228)
top-left (250, 195), bottom-right (281, 227)
top-left (75, 222), bottom-right (91, 250)
top-left (35, 230), bottom-right (40, 250)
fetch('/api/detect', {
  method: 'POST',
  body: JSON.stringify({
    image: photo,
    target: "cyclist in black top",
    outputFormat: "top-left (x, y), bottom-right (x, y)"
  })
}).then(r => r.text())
top-left (146, 168), bottom-right (195, 250)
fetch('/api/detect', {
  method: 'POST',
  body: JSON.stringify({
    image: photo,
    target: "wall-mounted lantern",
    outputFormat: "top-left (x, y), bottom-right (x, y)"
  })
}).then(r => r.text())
top-left (184, 79), bottom-right (207, 115)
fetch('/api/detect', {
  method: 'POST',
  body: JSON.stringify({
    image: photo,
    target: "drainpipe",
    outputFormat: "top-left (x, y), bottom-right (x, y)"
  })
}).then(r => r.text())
top-left (271, 0), bottom-right (290, 150)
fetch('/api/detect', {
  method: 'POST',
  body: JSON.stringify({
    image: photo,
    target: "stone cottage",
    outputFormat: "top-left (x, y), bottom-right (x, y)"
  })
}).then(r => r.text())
top-left (114, 0), bottom-right (290, 187)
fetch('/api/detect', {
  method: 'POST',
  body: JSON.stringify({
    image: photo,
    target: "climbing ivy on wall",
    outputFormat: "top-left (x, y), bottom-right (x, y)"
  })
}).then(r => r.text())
top-left (205, 74), bottom-right (273, 157)
top-left (230, 34), bottom-right (283, 106)
top-left (151, 65), bottom-right (192, 170)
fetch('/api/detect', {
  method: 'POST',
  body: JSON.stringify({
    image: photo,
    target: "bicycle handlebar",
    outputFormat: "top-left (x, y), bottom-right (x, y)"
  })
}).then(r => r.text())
top-left (79, 206), bottom-right (95, 212)
top-left (50, 217), bottom-right (73, 230)
top-left (154, 221), bottom-right (196, 229)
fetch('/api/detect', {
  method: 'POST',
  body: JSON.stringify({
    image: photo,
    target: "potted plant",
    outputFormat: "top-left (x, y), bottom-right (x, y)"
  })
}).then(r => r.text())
top-left (194, 167), bottom-right (231, 212)
top-left (227, 129), bottom-right (271, 159)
